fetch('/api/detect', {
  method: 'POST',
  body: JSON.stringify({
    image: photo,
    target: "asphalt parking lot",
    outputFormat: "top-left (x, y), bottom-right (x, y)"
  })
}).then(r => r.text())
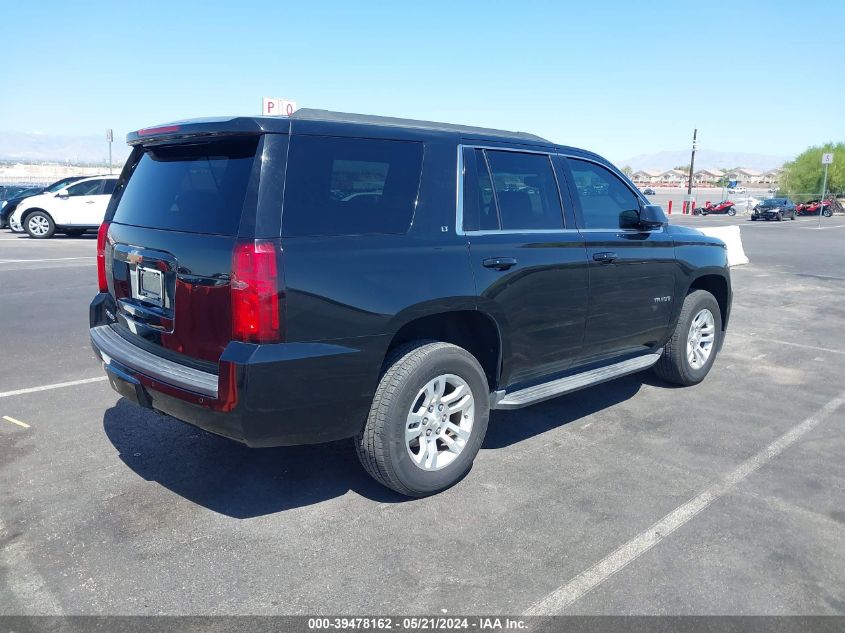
top-left (1, 216), bottom-right (844, 616)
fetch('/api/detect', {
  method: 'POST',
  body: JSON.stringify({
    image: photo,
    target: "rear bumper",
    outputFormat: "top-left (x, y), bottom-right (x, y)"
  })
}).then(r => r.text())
top-left (90, 295), bottom-right (383, 447)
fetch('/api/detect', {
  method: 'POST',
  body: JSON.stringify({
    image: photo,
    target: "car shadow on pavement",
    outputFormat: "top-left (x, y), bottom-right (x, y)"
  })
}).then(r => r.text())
top-left (103, 374), bottom-right (644, 518)
top-left (483, 374), bottom-right (642, 449)
top-left (102, 399), bottom-right (406, 518)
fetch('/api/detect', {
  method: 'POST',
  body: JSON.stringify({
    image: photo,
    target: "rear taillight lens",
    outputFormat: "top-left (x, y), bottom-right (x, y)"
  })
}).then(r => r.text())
top-left (96, 221), bottom-right (110, 292)
top-left (231, 239), bottom-right (283, 344)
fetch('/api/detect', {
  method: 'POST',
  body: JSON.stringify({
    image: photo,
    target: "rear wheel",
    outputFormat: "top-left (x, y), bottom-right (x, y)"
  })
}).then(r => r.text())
top-left (654, 290), bottom-right (722, 386)
top-left (728, 208), bottom-right (736, 216)
top-left (356, 341), bottom-right (490, 497)
top-left (24, 211), bottom-right (55, 239)
top-left (823, 208), bottom-right (832, 217)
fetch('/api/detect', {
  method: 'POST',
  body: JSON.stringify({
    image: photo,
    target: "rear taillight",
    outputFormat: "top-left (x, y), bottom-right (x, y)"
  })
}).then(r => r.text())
top-left (96, 221), bottom-right (110, 292)
top-left (231, 239), bottom-right (283, 344)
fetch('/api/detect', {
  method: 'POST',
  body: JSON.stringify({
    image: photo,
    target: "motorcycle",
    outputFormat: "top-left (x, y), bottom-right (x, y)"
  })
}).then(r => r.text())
top-left (801, 199), bottom-right (835, 217)
top-left (697, 200), bottom-right (736, 216)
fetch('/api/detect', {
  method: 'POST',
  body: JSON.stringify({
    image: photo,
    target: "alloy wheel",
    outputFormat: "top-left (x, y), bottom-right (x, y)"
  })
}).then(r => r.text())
top-left (405, 374), bottom-right (475, 471)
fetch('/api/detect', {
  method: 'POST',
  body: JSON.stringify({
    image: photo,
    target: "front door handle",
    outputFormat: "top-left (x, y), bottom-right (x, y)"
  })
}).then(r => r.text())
top-left (86, 200), bottom-right (96, 204)
top-left (593, 251), bottom-right (618, 263)
top-left (483, 257), bottom-right (517, 271)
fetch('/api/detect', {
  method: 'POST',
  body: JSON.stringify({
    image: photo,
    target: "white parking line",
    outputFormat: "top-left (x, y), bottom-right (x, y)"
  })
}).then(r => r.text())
top-left (736, 333), bottom-right (845, 355)
top-left (523, 390), bottom-right (845, 616)
top-left (0, 256), bottom-right (95, 263)
top-left (0, 376), bottom-right (108, 399)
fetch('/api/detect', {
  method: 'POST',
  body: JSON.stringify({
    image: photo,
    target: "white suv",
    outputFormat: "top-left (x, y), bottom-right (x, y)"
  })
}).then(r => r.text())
top-left (12, 175), bottom-right (118, 239)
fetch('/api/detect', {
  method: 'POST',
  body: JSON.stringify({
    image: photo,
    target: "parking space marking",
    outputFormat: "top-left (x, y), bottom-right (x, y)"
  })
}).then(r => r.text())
top-left (2, 415), bottom-right (30, 428)
top-left (800, 224), bottom-right (845, 230)
top-left (736, 333), bottom-right (845, 356)
top-left (0, 376), bottom-right (108, 399)
top-left (524, 390), bottom-right (845, 616)
top-left (0, 256), bottom-right (96, 263)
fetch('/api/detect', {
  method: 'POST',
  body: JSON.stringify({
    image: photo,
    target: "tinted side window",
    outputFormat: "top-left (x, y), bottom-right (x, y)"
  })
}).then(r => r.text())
top-left (568, 160), bottom-right (641, 229)
top-left (67, 180), bottom-right (103, 196)
top-left (113, 138), bottom-right (258, 235)
top-left (102, 179), bottom-right (117, 195)
top-left (462, 148), bottom-right (498, 231)
top-left (485, 151), bottom-right (563, 231)
top-left (283, 136), bottom-right (423, 237)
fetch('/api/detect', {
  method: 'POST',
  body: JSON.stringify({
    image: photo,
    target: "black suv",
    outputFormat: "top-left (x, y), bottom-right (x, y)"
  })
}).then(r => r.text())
top-left (90, 110), bottom-right (732, 496)
top-left (751, 198), bottom-right (796, 221)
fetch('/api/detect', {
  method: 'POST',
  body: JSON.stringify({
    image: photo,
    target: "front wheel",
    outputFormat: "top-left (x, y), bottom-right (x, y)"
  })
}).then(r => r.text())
top-left (653, 290), bottom-right (722, 386)
top-left (822, 208), bottom-right (832, 217)
top-left (776, 212), bottom-right (783, 222)
top-left (24, 211), bottom-right (55, 239)
top-left (356, 341), bottom-right (490, 496)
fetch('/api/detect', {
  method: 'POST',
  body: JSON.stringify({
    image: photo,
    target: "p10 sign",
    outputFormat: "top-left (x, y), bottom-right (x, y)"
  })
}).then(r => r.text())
top-left (262, 97), bottom-right (298, 117)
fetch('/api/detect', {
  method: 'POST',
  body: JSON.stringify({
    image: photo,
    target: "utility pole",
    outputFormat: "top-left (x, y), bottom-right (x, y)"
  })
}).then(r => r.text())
top-left (687, 128), bottom-right (697, 198)
top-left (106, 129), bottom-right (114, 174)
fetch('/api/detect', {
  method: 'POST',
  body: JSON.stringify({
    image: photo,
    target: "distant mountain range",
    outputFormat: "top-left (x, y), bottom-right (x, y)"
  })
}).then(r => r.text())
top-left (0, 131), bottom-right (791, 173)
top-left (618, 149), bottom-right (791, 172)
top-left (0, 131), bottom-right (131, 164)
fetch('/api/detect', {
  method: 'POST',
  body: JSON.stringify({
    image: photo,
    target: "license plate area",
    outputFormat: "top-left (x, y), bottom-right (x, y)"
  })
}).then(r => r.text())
top-left (136, 267), bottom-right (164, 306)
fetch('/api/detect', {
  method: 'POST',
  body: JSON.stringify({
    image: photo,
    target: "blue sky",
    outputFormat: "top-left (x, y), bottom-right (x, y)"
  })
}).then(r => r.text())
top-left (2, 0), bottom-right (842, 162)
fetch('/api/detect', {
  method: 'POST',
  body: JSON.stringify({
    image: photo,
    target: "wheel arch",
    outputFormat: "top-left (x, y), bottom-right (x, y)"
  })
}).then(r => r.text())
top-left (21, 207), bottom-right (53, 227)
top-left (687, 273), bottom-right (730, 331)
top-left (385, 309), bottom-right (503, 391)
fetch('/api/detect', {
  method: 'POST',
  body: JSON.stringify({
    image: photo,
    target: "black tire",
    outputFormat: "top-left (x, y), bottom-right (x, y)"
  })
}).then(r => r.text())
top-left (790, 213), bottom-right (796, 220)
top-left (355, 341), bottom-right (490, 497)
top-left (23, 210), bottom-right (55, 239)
top-left (653, 289), bottom-right (722, 386)
top-left (750, 216), bottom-right (757, 221)
top-left (728, 209), bottom-right (736, 216)
top-left (822, 208), bottom-right (832, 217)
top-left (776, 212), bottom-right (783, 222)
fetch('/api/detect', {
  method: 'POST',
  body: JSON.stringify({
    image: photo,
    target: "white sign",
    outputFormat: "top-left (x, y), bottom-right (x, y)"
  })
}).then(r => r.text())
top-left (822, 152), bottom-right (833, 164)
top-left (262, 97), bottom-right (298, 117)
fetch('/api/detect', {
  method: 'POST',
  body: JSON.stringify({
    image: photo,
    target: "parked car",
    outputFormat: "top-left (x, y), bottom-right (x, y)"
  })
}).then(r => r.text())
top-left (89, 110), bottom-right (732, 496)
top-left (642, 187), bottom-right (656, 195)
top-left (751, 198), bottom-right (796, 221)
top-left (728, 186), bottom-right (746, 194)
top-left (2, 177), bottom-right (86, 230)
top-left (11, 175), bottom-right (118, 238)
top-left (699, 200), bottom-right (736, 216)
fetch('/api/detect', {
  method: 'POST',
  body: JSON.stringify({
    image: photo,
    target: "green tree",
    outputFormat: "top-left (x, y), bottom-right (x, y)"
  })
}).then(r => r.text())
top-left (780, 143), bottom-right (845, 196)
top-left (621, 165), bottom-right (633, 177)
top-left (674, 164), bottom-right (691, 172)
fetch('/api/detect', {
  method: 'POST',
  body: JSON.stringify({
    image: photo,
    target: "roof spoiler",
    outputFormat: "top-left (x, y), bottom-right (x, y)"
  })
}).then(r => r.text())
top-left (127, 116), bottom-right (291, 145)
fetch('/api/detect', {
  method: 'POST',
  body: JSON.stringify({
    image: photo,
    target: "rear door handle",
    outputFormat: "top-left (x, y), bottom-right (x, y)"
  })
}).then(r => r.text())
top-left (483, 257), bottom-right (517, 271)
top-left (85, 200), bottom-right (95, 204)
top-left (593, 251), bottom-right (618, 263)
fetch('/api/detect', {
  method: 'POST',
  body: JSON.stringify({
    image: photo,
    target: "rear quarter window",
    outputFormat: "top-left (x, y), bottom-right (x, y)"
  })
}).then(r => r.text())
top-left (112, 138), bottom-right (258, 235)
top-left (282, 135), bottom-right (424, 237)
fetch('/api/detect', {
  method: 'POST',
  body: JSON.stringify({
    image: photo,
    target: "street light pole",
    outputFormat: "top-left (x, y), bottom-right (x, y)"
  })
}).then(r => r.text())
top-left (687, 128), bottom-right (698, 213)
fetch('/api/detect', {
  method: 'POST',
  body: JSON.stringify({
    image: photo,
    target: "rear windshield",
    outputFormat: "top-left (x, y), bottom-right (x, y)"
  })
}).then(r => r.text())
top-left (282, 135), bottom-right (424, 237)
top-left (113, 138), bottom-right (258, 235)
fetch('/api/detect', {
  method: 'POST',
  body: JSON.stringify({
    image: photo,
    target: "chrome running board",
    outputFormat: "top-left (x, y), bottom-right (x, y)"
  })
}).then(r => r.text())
top-left (492, 351), bottom-right (662, 410)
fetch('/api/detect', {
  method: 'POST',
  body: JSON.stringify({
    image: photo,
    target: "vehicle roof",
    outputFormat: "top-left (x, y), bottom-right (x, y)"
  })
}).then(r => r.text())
top-left (126, 109), bottom-right (608, 165)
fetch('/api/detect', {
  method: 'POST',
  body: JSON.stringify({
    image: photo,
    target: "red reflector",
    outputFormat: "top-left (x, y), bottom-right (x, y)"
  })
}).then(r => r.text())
top-left (231, 239), bottom-right (282, 344)
top-left (96, 222), bottom-right (111, 292)
top-left (137, 125), bottom-right (180, 136)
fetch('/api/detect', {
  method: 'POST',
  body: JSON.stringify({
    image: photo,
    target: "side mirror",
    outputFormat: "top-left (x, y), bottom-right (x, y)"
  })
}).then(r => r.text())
top-left (639, 204), bottom-right (668, 229)
top-left (56, 189), bottom-right (69, 198)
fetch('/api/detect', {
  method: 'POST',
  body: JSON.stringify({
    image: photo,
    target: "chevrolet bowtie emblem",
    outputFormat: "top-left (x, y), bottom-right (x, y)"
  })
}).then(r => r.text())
top-left (127, 253), bottom-right (143, 265)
